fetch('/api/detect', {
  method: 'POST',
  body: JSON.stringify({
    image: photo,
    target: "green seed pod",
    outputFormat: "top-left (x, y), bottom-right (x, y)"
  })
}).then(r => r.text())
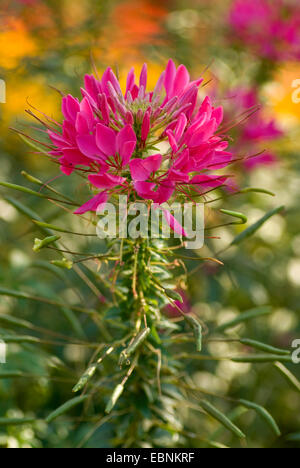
top-left (220, 209), bottom-right (247, 225)
top-left (240, 338), bottom-right (290, 356)
top-left (184, 315), bottom-right (202, 352)
top-left (33, 235), bottom-right (61, 252)
top-left (46, 395), bottom-right (89, 423)
top-left (238, 399), bottom-right (281, 437)
top-left (105, 384), bottom-right (124, 414)
top-left (165, 289), bottom-right (183, 302)
top-left (72, 364), bottom-right (97, 393)
top-left (51, 258), bottom-right (73, 270)
top-left (200, 400), bottom-right (246, 439)
top-left (119, 328), bottom-right (150, 366)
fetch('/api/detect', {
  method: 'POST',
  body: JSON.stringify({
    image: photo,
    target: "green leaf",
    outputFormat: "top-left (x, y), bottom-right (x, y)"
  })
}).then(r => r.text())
top-left (0, 371), bottom-right (24, 379)
top-left (274, 362), bottom-right (300, 393)
top-left (0, 418), bottom-right (36, 426)
top-left (200, 400), bottom-right (246, 439)
top-left (230, 206), bottom-right (285, 246)
top-left (0, 181), bottom-right (45, 198)
top-left (238, 399), bottom-right (281, 437)
top-left (0, 313), bottom-right (35, 330)
top-left (46, 395), bottom-right (89, 423)
top-left (0, 335), bottom-right (41, 344)
top-left (215, 306), bottom-right (272, 332)
top-left (4, 196), bottom-right (53, 235)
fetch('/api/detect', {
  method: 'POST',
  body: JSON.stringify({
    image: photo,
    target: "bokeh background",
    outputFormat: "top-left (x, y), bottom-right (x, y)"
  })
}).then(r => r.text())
top-left (0, 0), bottom-right (299, 448)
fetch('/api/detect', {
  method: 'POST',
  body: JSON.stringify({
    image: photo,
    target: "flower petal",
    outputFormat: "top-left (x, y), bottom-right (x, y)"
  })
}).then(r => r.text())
top-left (88, 173), bottom-right (126, 189)
top-left (74, 192), bottom-right (108, 215)
top-left (96, 123), bottom-right (117, 156)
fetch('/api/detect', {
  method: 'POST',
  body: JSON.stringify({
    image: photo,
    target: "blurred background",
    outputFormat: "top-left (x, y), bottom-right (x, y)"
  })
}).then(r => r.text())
top-left (0, 0), bottom-right (299, 448)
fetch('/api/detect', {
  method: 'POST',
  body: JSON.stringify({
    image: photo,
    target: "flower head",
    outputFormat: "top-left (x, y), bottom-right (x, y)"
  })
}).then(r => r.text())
top-left (34, 60), bottom-right (234, 229)
top-left (229, 0), bottom-right (300, 61)
top-left (226, 87), bottom-right (283, 170)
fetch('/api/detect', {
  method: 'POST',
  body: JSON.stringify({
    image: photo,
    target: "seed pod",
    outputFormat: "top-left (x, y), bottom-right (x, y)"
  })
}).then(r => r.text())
top-left (105, 384), bottom-right (124, 414)
top-left (165, 289), bottom-right (183, 302)
top-left (119, 328), bottom-right (150, 366)
top-left (238, 399), bottom-right (281, 437)
top-left (33, 235), bottom-right (60, 252)
top-left (46, 396), bottom-right (89, 423)
top-left (240, 338), bottom-right (290, 356)
top-left (51, 258), bottom-right (73, 270)
top-left (220, 209), bottom-right (247, 224)
top-left (184, 315), bottom-right (202, 352)
top-left (200, 400), bottom-right (246, 439)
top-left (72, 364), bottom-right (97, 393)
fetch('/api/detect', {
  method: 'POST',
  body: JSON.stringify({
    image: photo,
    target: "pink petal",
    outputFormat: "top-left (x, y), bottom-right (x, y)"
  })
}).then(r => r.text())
top-left (88, 173), bottom-right (126, 189)
top-left (164, 59), bottom-right (176, 97)
top-left (77, 134), bottom-right (104, 160)
top-left (126, 67), bottom-right (135, 98)
top-left (134, 181), bottom-right (156, 200)
top-left (74, 192), bottom-right (108, 215)
top-left (116, 125), bottom-right (136, 160)
top-left (75, 113), bottom-right (89, 135)
top-left (174, 113), bottom-right (187, 141)
top-left (96, 123), bottom-right (117, 156)
top-left (141, 112), bottom-right (150, 142)
top-left (120, 141), bottom-right (137, 166)
top-left (190, 174), bottom-right (228, 189)
top-left (62, 95), bottom-right (80, 123)
top-left (160, 207), bottom-right (187, 237)
top-left (130, 154), bottom-right (162, 181)
top-left (166, 130), bottom-right (178, 153)
top-left (173, 65), bottom-right (190, 97)
top-left (63, 148), bottom-right (90, 166)
top-left (139, 63), bottom-right (148, 90)
top-left (59, 157), bottom-right (74, 175)
top-left (48, 130), bottom-right (66, 148)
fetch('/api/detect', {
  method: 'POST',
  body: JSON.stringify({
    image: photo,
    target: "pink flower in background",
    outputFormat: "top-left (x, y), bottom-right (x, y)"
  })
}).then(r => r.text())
top-left (229, 0), bottom-right (300, 61)
top-left (164, 289), bottom-right (191, 317)
top-left (227, 88), bottom-right (283, 170)
top-left (32, 60), bottom-right (235, 231)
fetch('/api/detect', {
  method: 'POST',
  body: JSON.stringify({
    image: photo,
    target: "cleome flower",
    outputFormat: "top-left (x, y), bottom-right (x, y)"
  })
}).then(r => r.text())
top-left (229, 0), bottom-right (300, 62)
top-left (33, 60), bottom-right (234, 230)
top-left (225, 87), bottom-right (283, 170)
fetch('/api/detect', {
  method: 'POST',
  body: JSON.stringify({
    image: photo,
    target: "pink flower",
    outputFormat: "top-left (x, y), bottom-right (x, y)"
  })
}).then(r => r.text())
top-left (229, 0), bottom-right (300, 61)
top-left (225, 88), bottom-right (283, 170)
top-left (33, 60), bottom-right (235, 233)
